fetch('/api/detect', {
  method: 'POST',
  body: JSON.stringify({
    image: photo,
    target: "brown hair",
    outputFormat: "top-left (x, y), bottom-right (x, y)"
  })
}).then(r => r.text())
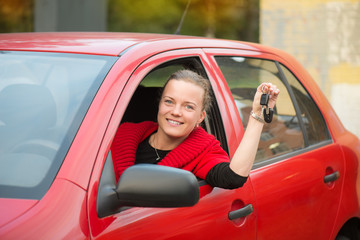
top-left (162, 69), bottom-right (212, 112)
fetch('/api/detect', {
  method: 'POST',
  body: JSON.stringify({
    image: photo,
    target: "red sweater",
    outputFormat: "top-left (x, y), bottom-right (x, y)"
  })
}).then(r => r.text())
top-left (111, 121), bottom-right (230, 182)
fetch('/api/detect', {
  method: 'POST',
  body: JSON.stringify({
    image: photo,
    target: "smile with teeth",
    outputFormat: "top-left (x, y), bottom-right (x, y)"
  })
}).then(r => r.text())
top-left (167, 119), bottom-right (183, 125)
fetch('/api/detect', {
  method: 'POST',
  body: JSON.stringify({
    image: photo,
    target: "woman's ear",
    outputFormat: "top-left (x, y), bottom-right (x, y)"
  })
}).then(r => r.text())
top-left (198, 110), bottom-right (206, 125)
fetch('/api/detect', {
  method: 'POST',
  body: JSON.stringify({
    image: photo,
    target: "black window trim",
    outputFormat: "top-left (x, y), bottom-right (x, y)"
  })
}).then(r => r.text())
top-left (275, 61), bottom-right (310, 147)
top-left (275, 61), bottom-right (332, 147)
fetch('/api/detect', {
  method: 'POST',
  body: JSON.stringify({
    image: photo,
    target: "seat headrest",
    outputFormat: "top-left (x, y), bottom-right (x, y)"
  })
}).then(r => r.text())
top-left (0, 84), bottom-right (57, 128)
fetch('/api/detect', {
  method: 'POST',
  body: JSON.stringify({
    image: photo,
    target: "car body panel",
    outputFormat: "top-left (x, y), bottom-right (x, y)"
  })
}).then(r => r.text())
top-left (333, 133), bottom-right (360, 236)
top-left (0, 32), bottom-right (359, 239)
top-left (0, 198), bottom-right (38, 228)
top-left (0, 179), bottom-right (89, 239)
top-left (89, 186), bottom-right (257, 240)
top-left (250, 144), bottom-right (344, 240)
top-left (0, 32), bottom-right (258, 56)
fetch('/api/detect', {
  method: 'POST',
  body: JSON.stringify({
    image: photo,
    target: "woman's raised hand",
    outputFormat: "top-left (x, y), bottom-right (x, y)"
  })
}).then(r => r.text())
top-left (252, 82), bottom-right (280, 113)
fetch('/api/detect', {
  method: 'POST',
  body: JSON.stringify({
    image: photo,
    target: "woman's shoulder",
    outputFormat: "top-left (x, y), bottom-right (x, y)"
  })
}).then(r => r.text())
top-left (116, 121), bottom-right (158, 140)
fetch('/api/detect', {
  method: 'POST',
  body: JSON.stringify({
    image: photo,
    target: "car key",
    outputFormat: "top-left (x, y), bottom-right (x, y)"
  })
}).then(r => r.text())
top-left (260, 93), bottom-right (269, 106)
top-left (260, 93), bottom-right (273, 123)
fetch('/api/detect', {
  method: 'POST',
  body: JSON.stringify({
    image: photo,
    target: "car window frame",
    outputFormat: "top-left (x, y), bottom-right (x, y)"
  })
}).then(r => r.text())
top-left (202, 48), bottom-right (333, 169)
top-left (119, 55), bottom-right (229, 153)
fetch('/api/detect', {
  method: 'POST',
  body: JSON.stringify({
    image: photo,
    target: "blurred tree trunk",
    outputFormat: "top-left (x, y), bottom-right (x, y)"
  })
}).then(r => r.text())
top-left (205, 0), bottom-right (216, 38)
top-left (243, 0), bottom-right (259, 42)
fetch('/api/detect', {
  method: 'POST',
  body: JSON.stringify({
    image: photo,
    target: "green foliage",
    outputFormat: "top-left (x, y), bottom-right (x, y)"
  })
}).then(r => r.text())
top-left (108, 0), bottom-right (259, 42)
top-left (108, 0), bottom-right (182, 33)
top-left (0, 0), bottom-right (259, 42)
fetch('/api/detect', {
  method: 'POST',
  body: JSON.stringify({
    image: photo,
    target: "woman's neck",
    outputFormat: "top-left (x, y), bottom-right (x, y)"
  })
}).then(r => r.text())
top-left (149, 131), bottom-right (187, 151)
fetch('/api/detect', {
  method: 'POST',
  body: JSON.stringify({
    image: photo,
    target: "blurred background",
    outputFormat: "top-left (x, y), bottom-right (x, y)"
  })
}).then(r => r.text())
top-left (0, 0), bottom-right (359, 137)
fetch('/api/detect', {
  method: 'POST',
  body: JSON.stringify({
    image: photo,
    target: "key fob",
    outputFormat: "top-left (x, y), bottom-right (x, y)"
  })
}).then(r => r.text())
top-left (263, 108), bottom-right (273, 123)
top-left (260, 94), bottom-right (269, 106)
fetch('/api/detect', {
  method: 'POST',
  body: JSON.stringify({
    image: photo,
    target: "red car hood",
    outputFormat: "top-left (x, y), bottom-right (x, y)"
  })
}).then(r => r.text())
top-left (0, 198), bottom-right (38, 228)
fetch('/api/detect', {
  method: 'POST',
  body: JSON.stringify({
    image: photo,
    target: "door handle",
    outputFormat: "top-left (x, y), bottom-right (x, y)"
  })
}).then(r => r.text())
top-left (324, 171), bottom-right (340, 183)
top-left (228, 204), bottom-right (253, 220)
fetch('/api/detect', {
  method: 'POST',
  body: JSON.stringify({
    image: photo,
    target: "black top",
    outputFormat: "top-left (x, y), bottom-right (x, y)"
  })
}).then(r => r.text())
top-left (135, 136), bottom-right (247, 189)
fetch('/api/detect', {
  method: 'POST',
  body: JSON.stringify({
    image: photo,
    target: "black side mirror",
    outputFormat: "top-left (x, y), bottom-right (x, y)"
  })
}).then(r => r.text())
top-left (115, 164), bottom-right (199, 208)
top-left (97, 153), bottom-right (199, 218)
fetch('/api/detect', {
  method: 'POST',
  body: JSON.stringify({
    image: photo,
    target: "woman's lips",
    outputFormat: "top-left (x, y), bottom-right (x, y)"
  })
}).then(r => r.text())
top-left (167, 119), bottom-right (183, 126)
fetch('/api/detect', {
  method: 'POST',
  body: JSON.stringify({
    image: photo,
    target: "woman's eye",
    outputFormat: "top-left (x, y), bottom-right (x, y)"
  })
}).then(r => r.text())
top-left (164, 99), bottom-right (173, 104)
top-left (185, 105), bottom-right (194, 110)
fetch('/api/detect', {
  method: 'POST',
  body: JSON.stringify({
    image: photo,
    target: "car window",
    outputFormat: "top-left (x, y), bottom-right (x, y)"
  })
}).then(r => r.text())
top-left (279, 64), bottom-right (331, 145)
top-left (0, 51), bottom-right (117, 199)
top-left (215, 56), bottom-right (305, 162)
top-left (121, 57), bottom-right (228, 152)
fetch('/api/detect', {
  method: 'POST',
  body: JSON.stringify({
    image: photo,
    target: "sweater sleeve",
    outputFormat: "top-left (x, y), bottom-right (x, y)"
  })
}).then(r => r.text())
top-left (111, 121), bottom-right (158, 182)
top-left (182, 139), bottom-right (230, 180)
top-left (205, 162), bottom-right (248, 189)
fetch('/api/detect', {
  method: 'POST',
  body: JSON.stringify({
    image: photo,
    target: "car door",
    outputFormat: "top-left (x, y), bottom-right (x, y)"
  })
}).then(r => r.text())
top-left (206, 49), bottom-right (344, 239)
top-left (87, 50), bottom-right (257, 239)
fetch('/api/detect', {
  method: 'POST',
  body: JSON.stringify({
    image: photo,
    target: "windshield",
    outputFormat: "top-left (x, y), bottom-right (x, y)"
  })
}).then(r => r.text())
top-left (0, 51), bottom-right (117, 199)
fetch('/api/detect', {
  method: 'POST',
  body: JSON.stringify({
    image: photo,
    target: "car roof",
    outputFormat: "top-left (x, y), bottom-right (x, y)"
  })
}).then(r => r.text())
top-left (0, 32), bottom-right (271, 56)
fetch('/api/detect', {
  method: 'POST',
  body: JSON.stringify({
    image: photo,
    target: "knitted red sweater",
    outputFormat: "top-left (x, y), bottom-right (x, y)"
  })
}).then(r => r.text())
top-left (111, 121), bottom-right (230, 182)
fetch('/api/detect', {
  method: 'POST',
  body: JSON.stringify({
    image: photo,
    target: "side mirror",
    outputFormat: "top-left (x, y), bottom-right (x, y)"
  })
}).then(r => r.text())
top-left (116, 164), bottom-right (200, 208)
top-left (97, 153), bottom-right (200, 218)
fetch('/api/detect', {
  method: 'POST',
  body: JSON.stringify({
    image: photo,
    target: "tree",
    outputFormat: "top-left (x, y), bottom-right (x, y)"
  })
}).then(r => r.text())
top-left (108, 0), bottom-right (259, 42)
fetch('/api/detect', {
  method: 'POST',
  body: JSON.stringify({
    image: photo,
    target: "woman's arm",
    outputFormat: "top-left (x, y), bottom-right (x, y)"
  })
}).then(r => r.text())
top-left (229, 83), bottom-right (279, 176)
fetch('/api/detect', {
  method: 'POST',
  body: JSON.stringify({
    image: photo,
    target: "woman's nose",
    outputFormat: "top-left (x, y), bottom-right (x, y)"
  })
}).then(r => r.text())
top-left (171, 104), bottom-right (182, 116)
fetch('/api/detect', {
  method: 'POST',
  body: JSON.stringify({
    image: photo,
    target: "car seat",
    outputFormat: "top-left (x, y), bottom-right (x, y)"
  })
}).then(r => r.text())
top-left (121, 86), bottom-right (161, 123)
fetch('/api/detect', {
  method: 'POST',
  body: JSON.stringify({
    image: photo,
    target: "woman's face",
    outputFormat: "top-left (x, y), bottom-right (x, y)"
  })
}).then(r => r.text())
top-left (157, 79), bottom-right (206, 141)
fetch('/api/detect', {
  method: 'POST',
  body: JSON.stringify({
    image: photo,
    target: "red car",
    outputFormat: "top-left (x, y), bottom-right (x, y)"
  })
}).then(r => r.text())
top-left (0, 32), bottom-right (359, 239)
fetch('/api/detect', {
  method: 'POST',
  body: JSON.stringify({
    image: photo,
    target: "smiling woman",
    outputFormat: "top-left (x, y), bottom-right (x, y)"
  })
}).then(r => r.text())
top-left (111, 69), bottom-right (280, 189)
